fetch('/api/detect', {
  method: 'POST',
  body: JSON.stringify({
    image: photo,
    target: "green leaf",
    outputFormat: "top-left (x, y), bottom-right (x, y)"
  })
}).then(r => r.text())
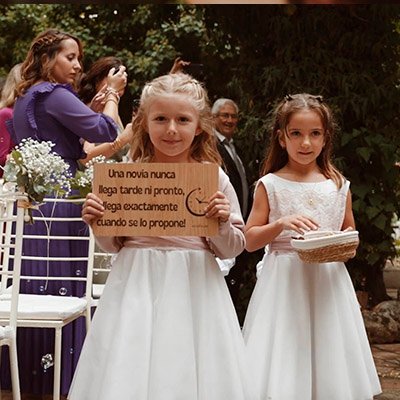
top-left (365, 206), bottom-right (381, 219)
top-left (351, 185), bottom-right (371, 201)
top-left (372, 214), bottom-right (387, 231)
top-left (341, 132), bottom-right (354, 147)
top-left (352, 199), bottom-right (362, 212)
top-left (356, 147), bottom-right (373, 163)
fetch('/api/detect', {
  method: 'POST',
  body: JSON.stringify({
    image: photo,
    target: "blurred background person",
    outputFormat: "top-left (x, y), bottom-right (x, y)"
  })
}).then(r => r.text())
top-left (169, 57), bottom-right (205, 82)
top-left (0, 63), bottom-right (21, 176)
top-left (169, 57), bottom-right (191, 74)
top-left (78, 56), bottom-right (132, 163)
top-left (212, 98), bottom-right (251, 315)
top-left (3, 28), bottom-right (124, 397)
top-left (0, 76), bottom-right (6, 97)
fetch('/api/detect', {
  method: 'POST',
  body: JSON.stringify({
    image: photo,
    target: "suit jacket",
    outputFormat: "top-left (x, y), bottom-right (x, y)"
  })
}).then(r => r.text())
top-left (217, 139), bottom-right (249, 218)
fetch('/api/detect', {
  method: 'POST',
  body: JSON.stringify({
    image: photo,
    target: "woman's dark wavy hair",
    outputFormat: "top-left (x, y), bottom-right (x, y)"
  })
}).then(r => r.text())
top-left (78, 56), bottom-right (122, 104)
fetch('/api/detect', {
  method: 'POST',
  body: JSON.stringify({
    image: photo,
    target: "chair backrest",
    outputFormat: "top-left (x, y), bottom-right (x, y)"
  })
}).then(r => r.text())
top-left (13, 197), bottom-right (94, 315)
top-left (91, 244), bottom-right (114, 306)
top-left (0, 194), bottom-right (25, 331)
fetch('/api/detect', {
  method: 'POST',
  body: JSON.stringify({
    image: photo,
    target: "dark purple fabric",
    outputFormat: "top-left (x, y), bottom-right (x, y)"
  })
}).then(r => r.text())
top-left (1, 202), bottom-right (89, 395)
top-left (10, 82), bottom-right (117, 174)
top-left (0, 82), bottom-right (118, 395)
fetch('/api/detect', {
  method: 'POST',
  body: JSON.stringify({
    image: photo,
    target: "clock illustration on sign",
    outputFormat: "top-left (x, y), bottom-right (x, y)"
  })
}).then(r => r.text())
top-left (185, 187), bottom-right (208, 217)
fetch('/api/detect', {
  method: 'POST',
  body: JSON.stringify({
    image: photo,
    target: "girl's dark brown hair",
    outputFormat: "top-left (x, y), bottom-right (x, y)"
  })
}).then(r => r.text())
top-left (261, 93), bottom-right (344, 188)
top-left (78, 56), bottom-right (122, 104)
top-left (17, 28), bottom-right (83, 95)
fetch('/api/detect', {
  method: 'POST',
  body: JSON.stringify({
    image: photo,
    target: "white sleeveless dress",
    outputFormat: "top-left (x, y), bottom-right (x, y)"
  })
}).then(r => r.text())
top-left (243, 174), bottom-right (381, 400)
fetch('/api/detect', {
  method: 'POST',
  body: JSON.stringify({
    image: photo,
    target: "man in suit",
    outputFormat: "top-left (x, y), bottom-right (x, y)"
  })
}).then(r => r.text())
top-left (212, 98), bottom-right (250, 312)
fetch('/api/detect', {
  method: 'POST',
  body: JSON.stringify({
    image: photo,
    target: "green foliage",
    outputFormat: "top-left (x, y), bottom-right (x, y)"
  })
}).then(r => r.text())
top-left (0, 4), bottom-right (399, 306)
top-left (201, 5), bottom-right (400, 305)
top-left (69, 156), bottom-right (116, 199)
top-left (0, 5), bottom-right (49, 74)
top-left (340, 127), bottom-right (399, 269)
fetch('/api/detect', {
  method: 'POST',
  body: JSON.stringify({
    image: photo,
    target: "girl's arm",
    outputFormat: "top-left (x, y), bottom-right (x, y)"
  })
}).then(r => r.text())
top-left (341, 189), bottom-right (356, 231)
top-left (245, 183), bottom-right (319, 252)
top-left (245, 183), bottom-right (277, 252)
top-left (341, 189), bottom-right (358, 260)
top-left (82, 193), bottom-right (121, 253)
top-left (205, 169), bottom-right (245, 259)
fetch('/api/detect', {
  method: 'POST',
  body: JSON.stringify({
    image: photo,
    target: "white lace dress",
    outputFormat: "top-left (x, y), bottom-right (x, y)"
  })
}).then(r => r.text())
top-left (243, 174), bottom-right (381, 400)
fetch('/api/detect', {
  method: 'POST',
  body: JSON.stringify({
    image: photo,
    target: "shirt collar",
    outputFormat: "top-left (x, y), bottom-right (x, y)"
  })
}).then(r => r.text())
top-left (215, 130), bottom-right (232, 145)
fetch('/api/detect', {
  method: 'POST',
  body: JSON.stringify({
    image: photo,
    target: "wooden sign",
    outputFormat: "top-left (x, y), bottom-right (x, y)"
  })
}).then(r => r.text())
top-left (92, 163), bottom-right (219, 237)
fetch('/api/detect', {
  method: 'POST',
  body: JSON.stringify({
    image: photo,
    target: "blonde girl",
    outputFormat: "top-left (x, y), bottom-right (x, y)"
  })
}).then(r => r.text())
top-left (68, 73), bottom-right (255, 400)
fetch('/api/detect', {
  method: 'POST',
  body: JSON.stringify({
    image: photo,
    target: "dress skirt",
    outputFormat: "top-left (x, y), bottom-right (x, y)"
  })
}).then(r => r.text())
top-left (243, 251), bottom-right (381, 400)
top-left (69, 247), bottom-right (254, 400)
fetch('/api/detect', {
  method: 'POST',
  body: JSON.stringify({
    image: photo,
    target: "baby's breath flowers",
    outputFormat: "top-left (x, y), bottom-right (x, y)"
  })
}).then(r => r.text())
top-left (69, 156), bottom-right (115, 198)
top-left (2, 138), bottom-right (71, 204)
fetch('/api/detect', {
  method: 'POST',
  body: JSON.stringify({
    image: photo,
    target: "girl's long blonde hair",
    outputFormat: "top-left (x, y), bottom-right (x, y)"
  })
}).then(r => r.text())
top-left (129, 73), bottom-right (221, 165)
top-left (261, 93), bottom-right (344, 188)
top-left (17, 28), bottom-right (83, 96)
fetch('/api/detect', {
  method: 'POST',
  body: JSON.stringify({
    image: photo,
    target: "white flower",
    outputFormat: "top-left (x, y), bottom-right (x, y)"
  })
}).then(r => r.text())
top-left (69, 155), bottom-right (115, 198)
top-left (3, 138), bottom-right (71, 204)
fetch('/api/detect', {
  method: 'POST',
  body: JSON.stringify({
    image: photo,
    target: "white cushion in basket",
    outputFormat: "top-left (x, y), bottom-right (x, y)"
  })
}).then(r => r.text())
top-left (291, 230), bottom-right (359, 251)
top-left (0, 294), bottom-right (87, 320)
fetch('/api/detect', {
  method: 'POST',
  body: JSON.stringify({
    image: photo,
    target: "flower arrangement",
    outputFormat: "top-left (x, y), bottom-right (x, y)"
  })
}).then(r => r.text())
top-left (2, 138), bottom-right (71, 204)
top-left (69, 156), bottom-right (115, 198)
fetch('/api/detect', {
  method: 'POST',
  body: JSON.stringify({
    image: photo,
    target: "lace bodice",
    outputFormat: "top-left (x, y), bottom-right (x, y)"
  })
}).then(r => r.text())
top-left (258, 173), bottom-right (349, 242)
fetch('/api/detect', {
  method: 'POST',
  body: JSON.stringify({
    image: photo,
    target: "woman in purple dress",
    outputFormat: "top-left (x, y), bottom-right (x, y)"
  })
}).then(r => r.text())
top-left (2, 28), bottom-right (126, 396)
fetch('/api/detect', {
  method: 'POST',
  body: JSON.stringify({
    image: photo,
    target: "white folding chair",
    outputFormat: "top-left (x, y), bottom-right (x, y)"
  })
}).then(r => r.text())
top-left (91, 245), bottom-right (113, 308)
top-left (0, 197), bottom-right (94, 400)
top-left (0, 194), bottom-right (25, 400)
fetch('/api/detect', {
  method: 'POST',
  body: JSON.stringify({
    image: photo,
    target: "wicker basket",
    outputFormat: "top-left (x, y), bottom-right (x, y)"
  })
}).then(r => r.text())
top-left (290, 231), bottom-right (359, 263)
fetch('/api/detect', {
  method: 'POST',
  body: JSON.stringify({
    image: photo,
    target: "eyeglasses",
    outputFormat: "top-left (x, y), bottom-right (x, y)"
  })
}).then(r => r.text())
top-left (217, 113), bottom-right (239, 120)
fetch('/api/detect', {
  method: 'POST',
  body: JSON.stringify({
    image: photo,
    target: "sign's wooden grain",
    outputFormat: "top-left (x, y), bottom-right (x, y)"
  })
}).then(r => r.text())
top-left (92, 163), bottom-right (219, 236)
